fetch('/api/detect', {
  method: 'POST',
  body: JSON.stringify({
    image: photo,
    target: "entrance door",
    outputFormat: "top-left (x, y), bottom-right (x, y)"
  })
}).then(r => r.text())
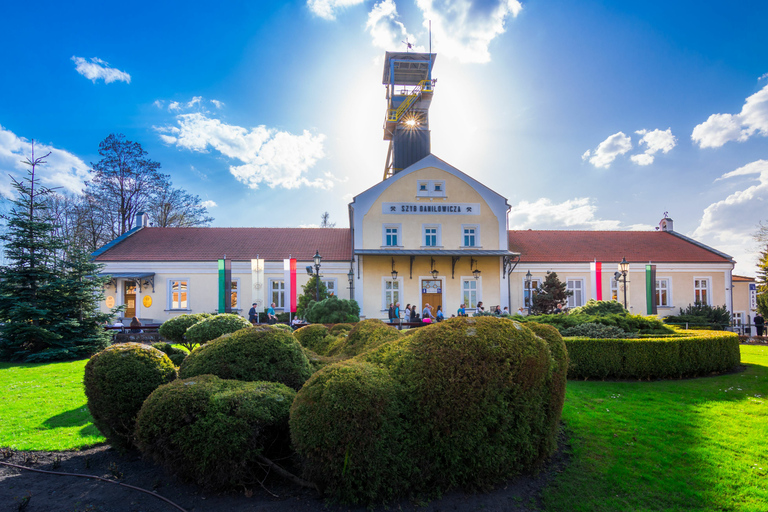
top-left (124, 281), bottom-right (137, 318)
top-left (421, 279), bottom-right (442, 317)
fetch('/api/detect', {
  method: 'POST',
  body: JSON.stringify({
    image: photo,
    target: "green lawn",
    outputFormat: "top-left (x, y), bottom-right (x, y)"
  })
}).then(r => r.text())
top-left (543, 344), bottom-right (768, 512)
top-left (1, 346), bottom-right (767, 511)
top-left (0, 359), bottom-right (104, 450)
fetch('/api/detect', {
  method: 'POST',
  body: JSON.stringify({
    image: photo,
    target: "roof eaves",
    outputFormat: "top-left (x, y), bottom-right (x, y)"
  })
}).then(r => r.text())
top-left (91, 226), bottom-right (144, 260)
top-left (667, 231), bottom-right (734, 262)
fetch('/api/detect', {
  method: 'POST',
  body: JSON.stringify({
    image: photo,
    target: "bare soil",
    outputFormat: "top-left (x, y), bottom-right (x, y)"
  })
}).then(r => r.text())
top-left (0, 436), bottom-right (569, 512)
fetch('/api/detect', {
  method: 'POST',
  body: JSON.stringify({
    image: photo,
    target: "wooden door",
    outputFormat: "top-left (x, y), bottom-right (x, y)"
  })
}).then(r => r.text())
top-left (124, 281), bottom-right (137, 318)
top-left (421, 280), bottom-right (443, 318)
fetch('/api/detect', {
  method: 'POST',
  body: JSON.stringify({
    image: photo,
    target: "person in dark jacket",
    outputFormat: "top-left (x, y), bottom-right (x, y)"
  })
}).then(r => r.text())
top-left (756, 313), bottom-right (765, 337)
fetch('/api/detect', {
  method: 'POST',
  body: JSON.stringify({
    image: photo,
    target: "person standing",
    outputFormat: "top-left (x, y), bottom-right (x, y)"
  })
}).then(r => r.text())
top-left (436, 305), bottom-right (444, 322)
top-left (267, 302), bottom-right (278, 324)
top-left (248, 302), bottom-right (258, 325)
top-left (395, 302), bottom-right (401, 324)
top-left (457, 303), bottom-right (466, 317)
top-left (422, 303), bottom-right (435, 323)
top-left (404, 303), bottom-right (412, 321)
top-left (756, 313), bottom-right (765, 337)
top-left (388, 303), bottom-right (396, 323)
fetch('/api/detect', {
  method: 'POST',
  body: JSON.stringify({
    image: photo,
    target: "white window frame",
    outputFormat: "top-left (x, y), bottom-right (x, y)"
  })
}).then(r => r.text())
top-left (694, 277), bottom-right (711, 306)
top-left (566, 278), bottom-right (585, 308)
top-left (382, 223), bottom-right (402, 247)
top-left (611, 277), bottom-right (619, 302)
top-left (382, 276), bottom-right (403, 311)
top-left (322, 278), bottom-right (338, 297)
top-left (230, 278), bottom-right (241, 311)
top-left (416, 179), bottom-right (446, 198)
top-left (422, 223), bottom-right (442, 248)
top-left (167, 278), bottom-right (191, 310)
top-left (656, 278), bottom-right (671, 308)
top-left (269, 279), bottom-right (285, 310)
top-left (461, 224), bottom-right (481, 248)
top-left (461, 277), bottom-right (481, 310)
top-left (522, 277), bottom-right (542, 308)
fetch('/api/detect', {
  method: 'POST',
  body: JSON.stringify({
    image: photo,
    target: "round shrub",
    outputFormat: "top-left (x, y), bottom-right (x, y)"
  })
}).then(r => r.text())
top-left (271, 323), bottom-right (293, 332)
top-left (152, 342), bottom-right (188, 366)
top-left (84, 343), bottom-right (177, 450)
top-left (136, 375), bottom-right (295, 489)
top-left (569, 299), bottom-right (625, 316)
top-left (179, 327), bottom-right (313, 390)
top-left (336, 319), bottom-right (401, 357)
top-left (561, 323), bottom-right (631, 339)
top-left (294, 324), bottom-right (330, 353)
top-left (185, 313), bottom-right (251, 345)
top-left (330, 323), bottom-right (355, 335)
top-left (290, 361), bottom-right (411, 504)
top-left (293, 316), bottom-right (567, 503)
top-left (158, 313), bottom-right (212, 343)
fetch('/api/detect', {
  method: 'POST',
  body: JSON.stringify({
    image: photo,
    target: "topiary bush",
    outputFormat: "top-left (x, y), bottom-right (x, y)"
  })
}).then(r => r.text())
top-left (83, 343), bottom-right (177, 450)
top-left (179, 327), bottom-right (313, 390)
top-left (290, 361), bottom-right (411, 504)
top-left (569, 299), bottom-right (626, 316)
top-left (136, 375), bottom-right (296, 489)
top-left (158, 313), bottom-right (212, 351)
top-left (294, 324), bottom-right (330, 353)
top-left (561, 323), bottom-right (632, 338)
top-left (517, 312), bottom-right (673, 335)
top-left (333, 319), bottom-right (401, 357)
top-left (184, 313), bottom-right (251, 345)
top-left (304, 295), bottom-right (360, 324)
top-left (291, 316), bottom-right (567, 503)
top-left (330, 323), bottom-right (355, 335)
top-left (152, 342), bottom-right (188, 366)
top-left (565, 330), bottom-right (740, 379)
top-left (271, 323), bottom-right (293, 332)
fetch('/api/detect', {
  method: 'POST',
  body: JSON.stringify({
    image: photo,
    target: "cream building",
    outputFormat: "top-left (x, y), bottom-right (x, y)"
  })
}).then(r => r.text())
top-left (92, 50), bottom-right (751, 326)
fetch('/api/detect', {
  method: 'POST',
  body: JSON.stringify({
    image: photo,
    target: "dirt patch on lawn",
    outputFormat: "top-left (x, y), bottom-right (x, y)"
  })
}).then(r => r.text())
top-left (0, 434), bottom-right (569, 512)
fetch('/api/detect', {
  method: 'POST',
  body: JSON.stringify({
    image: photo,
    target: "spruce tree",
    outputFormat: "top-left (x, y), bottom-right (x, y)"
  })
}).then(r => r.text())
top-left (296, 275), bottom-right (329, 318)
top-left (530, 271), bottom-right (572, 315)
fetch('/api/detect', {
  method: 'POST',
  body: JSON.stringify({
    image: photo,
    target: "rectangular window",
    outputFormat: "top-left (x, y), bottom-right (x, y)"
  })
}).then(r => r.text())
top-left (462, 279), bottom-right (478, 308)
top-left (169, 279), bottom-right (189, 309)
top-left (567, 279), bottom-right (584, 308)
top-left (270, 280), bottom-right (285, 309)
top-left (419, 182), bottom-right (428, 191)
top-left (694, 278), bottom-right (711, 305)
top-left (323, 279), bottom-right (337, 297)
top-left (384, 279), bottom-right (400, 306)
top-left (425, 227), bottom-right (438, 247)
top-left (733, 312), bottom-right (744, 326)
top-left (523, 278), bottom-right (542, 308)
top-left (611, 277), bottom-right (618, 301)
top-left (434, 183), bottom-right (442, 192)
top-left (230, 279), bottom-right (240, 309)
top-left (463, 227), bottom-right (476, 247)
top-left (384, 225), bottom-right (399, 246)
top-left (655, 279), bottom-right (670, 307)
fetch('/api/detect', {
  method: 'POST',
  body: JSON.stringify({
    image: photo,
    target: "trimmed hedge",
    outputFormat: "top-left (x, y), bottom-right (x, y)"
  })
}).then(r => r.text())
top-left (330, 323), bottom-right (355, 335)
top-left (517, 312), bottom-right (674, 335)
top-left (152, 342), bottom-right (188, 366)
top-left (291, 317), bottom-right (567, 503)
top-left (565, 330), bottom-right (740, 380)
top-left (158, 313), bottom-right (212, 345)
top-left (184, 314), bottom-right (251, 345)
top-left (136, 375), bottom-right (295, 489)
top-left (293, 324), bottom-right (330, 353)
top-left (83, 343), bottom-right (177, 450)
top-left (179, 327), bottom-right (313, 390)
top-left (333, 319), bottom-right (401, 357)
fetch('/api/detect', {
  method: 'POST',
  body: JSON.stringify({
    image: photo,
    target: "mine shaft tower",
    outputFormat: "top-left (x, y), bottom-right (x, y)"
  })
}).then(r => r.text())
top-left (382, 51), bottom-right (436, 180)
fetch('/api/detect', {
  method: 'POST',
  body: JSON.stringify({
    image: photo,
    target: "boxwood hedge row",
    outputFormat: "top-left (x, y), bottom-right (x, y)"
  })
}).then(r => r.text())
top-left (565, 330), bottom-right (740, 380)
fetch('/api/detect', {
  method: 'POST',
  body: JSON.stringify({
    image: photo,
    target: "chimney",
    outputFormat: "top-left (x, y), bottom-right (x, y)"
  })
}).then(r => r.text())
top-left (659, 213), bottom-right (673, 232)
top-left (135, 212), bottom-right (149, 228)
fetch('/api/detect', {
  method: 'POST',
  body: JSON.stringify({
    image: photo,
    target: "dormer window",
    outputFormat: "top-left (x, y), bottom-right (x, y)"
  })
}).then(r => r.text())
top-left (416, 180), bottom-right (446, 198)
top-left (419, 182), bottom-right (428, 191)
top-left (434, 183), bottom-right (442, 192)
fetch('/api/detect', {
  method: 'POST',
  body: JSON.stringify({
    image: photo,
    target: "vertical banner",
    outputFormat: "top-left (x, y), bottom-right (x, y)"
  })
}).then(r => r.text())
top-left (645, 264), bottom-right (657, 315)
top-left (218, 259), bottom-right (226, 313)
top-left (590, 261), bottom-right (603, 300)
top-left (224, 258), bottom-right (232, 313)
top-left (283, 258), bottom-right (297, 313)
top-left (251, 258), bottom-right (264, 312)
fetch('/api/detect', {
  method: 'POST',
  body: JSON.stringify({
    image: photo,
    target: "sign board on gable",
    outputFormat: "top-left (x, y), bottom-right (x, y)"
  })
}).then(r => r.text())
top-left (383, 202), bottom-right (480, 215)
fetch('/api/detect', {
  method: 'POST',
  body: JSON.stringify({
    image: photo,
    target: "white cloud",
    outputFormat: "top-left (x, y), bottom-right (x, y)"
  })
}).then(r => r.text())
top-left (584, 132), bottom-right (632, 169)
top-left (71, 56), bottom-right (131, 84)
top-left (692, 159), bottom-right (768, 275)
top-left (0, 125), bottom-right (90, 198)
top-left (366, 0), bottom-right (421, 51)
top-left (157, 113), bottom-right (330, 190)
top-left (631, 128), bottom-right (676, 165)
top-left (692, 84), bottom-right (768, 148)
top-left (168, 101), bottom-right (181, 112)
top-left (201, 200), bottom-right (217, 208)
top-left (167, 96), bottom-right (205, 113)
top-left (415, 0), bottom-right (523, 63)
top-left (759, 73), bottom-right (768, 82)
top-left (307, 0), bottom-right (364, 20)
top-left (153, 100), bottom-right (164, 109)
top-left (508, 197), bottom-right (652, 231)
top-left (581, 150), bottom-right (591, 161)
top-left (210, 99), bottom-right (224, 109)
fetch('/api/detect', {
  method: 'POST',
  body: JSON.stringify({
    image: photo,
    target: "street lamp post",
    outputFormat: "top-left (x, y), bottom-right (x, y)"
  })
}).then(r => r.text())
top-left (313, 250), bottom-right (322, 301)
top-left (525, 270), bottom-right (532, 315)
top-left (347, 267), bottom-right (354, 300)
top-left (618, 257), bottom-right (630, 310)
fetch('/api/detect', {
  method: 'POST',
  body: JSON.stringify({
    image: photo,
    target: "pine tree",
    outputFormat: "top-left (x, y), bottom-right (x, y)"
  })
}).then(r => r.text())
top-left (530, 271), bottom-right (572, 315)
top-left (296, 275), bottom-right (329, 318)
top-left (0, 146), bottom-right (64, 359)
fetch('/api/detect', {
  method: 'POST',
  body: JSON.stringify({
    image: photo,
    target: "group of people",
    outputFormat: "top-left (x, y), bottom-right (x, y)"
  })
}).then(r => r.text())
top-left (248, 302), bottom-right (279, 325)
top-left (387, 301), bottom-right (511, 324)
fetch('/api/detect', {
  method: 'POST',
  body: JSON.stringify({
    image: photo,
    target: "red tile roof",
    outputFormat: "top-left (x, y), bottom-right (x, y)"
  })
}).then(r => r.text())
top-left (508, 230), bottom-right (732, 264)
top-left (94, 228), bottom-right (352, 262)
top-left (733, 275), bottom-right (755, 282)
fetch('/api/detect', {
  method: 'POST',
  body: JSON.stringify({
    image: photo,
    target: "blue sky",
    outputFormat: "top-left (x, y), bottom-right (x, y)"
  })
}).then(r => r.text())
top-left (1, 0), bottom-right (766, 275)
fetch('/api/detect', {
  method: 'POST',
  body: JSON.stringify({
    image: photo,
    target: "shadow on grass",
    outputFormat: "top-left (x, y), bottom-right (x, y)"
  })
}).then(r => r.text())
top-left (42, 403), bottom-right (92, 430)
top-left (542, 356), bottom-right (768, 512)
